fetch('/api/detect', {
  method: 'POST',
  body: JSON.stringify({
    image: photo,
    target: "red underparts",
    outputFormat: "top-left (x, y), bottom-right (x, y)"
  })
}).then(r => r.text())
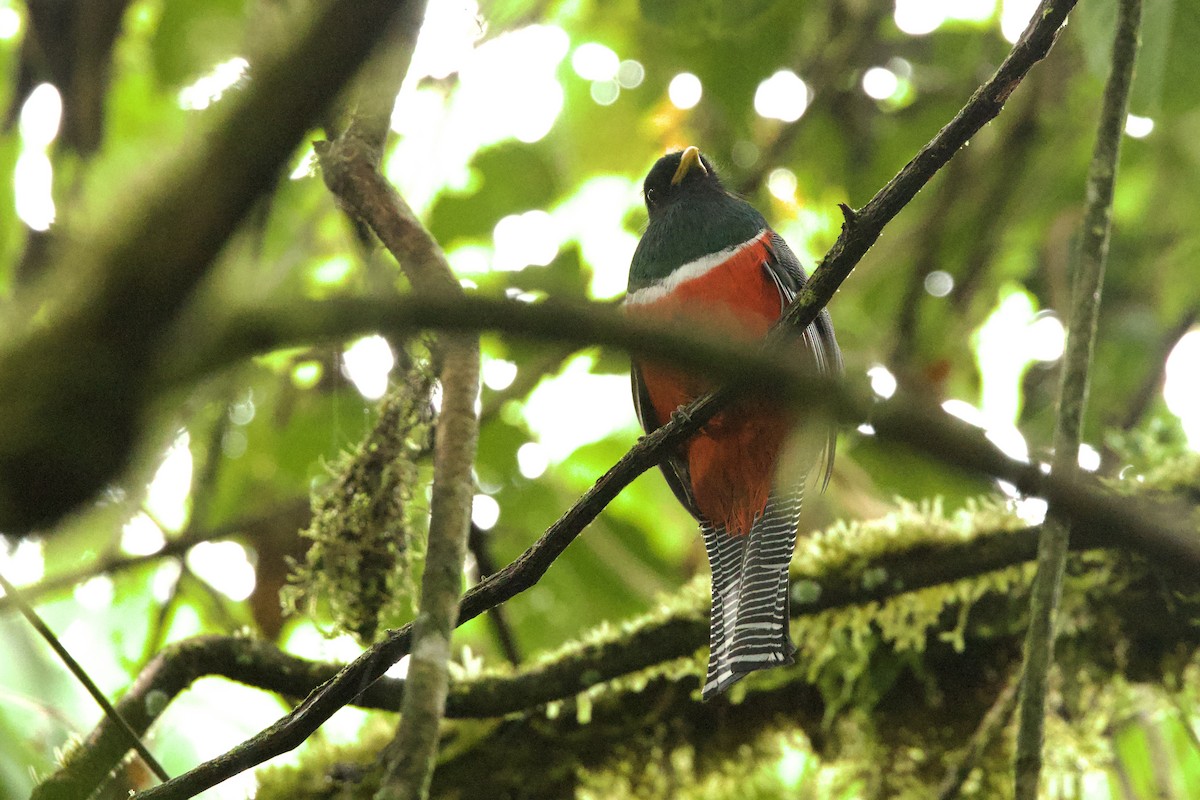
top-left (629, 235), bottom-right (795, 536)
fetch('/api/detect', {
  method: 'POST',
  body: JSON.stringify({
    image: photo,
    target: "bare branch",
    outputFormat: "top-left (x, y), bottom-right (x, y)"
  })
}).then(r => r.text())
top-left (1015, 0), bottom-right (1143, 795)
top-left (0, 571), bottom-right (169, 790)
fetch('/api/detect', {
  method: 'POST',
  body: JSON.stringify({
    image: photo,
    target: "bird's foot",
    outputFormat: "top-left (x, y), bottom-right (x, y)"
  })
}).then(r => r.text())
top-left (670, 407), bottom-right (694, 427)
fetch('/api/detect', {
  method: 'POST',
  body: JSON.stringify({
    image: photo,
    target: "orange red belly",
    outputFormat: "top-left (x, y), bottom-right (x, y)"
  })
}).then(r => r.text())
top-left (628, 235), bottom-right (792, 535)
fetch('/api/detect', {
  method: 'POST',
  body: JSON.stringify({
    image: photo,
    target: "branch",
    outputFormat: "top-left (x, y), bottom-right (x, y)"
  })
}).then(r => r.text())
top-left (0, 501), bottom-right (309, 616)
top-left (938, 666), bottom-right (1023, 800)
top-left (316, 10), bottom-right (480, 797)
top-left (0, 571), bottom-right (169, 784)
top-left (45, 480), bottom-right (1200, 800)
top-left (22, 518), bottom-right (1057, 799)
top-left (1015, 1), bottom-right (1142, 796)
top-left (112, 5), bottom-right (1087, 796)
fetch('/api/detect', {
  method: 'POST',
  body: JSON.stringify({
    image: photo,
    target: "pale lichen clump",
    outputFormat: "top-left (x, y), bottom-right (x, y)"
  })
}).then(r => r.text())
top-left (764, 496), bottom-right (1031, 715)
top-left (795, 496), bottom-right (1025, 579)
top-left (281, 357), bottom-right (435, 644)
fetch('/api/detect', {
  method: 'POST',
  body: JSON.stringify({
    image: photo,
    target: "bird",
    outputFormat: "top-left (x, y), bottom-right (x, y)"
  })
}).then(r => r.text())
top-left (624, 146), bottom-right (841, 700)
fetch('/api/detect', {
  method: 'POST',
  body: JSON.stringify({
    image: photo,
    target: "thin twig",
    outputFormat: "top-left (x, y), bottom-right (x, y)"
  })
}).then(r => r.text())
top-left (937, 666), bottom-right (1023, 800)
top-left (469, 523), bottom-right (523, 665)
top-left (0, 571), bottom-right (170, 783)
top-left (1014, 0), bottom-right (1142, 796)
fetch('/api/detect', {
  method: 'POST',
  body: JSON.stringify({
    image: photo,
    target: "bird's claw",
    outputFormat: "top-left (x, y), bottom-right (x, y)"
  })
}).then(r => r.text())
top-left (671, 408), bottom-right (694, 427)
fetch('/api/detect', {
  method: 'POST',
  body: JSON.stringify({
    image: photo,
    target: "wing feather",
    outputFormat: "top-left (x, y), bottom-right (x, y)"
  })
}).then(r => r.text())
top-left (761, 231), bottom-right (842, 489)
top-left (631, 362), bottom-right (703, 519)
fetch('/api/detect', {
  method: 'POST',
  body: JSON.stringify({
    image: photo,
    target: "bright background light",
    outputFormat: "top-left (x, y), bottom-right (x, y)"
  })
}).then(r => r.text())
top-left (1164, 329), bottom-right (1200, 449)
top-left (754, 70), bottom-right (809, 122)
top-left (572, 42), bottom-right (620, 81)
top-left (14, 83), bottom-right (61, 231)
top-left (342, 336), bottom-right (396, 400)
top-left (668, 72), bottom-right (703, 110)
top-left (1125, 114), bottom-right (1154, 138)
top-left (862, 67), bottom-right (899, 100)
top-left (523, 354), bottom-right (638, 462)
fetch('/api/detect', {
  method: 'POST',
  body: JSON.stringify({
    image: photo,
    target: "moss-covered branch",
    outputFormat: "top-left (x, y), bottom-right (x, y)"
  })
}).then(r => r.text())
top-left (42, 480), bottom-right (1200, 800)
top-left (254, 510), bottom-right (1200, 799)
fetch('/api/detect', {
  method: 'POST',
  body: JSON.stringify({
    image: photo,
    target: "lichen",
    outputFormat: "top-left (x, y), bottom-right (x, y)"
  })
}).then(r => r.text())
top-left (280, 352), bottom-right (435, 644)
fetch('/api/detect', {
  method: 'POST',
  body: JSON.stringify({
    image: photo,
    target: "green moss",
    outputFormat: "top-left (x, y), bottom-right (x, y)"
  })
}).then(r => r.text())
top-left (281, 354), bottom-right (435, 644)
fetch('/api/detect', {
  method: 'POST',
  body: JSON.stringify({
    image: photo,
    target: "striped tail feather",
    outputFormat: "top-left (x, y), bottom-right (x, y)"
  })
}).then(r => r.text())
top-left (701, 484), bottom-right (805, 700)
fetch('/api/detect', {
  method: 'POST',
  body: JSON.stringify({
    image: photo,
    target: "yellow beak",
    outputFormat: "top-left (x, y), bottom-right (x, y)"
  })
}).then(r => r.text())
top-left (671, 146), bottom-right (707, 186)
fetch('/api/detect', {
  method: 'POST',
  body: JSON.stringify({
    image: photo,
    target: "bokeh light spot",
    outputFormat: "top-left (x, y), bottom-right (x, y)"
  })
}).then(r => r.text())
top-left (668, 73), bottom-right (703, 109)
top-left (472, 494), bottom-right (500, 530)
top-left (342, 335), bottom-right (395, 400)
top-left (19, 83), bottom-right (62, 146)
top-left (482, 358), bottom-right (518, 391)
top-left (1000, 0), bottom-right (1039, 43)
top-left (1124, 114), bottom-right (1154, 138)
top-left (924, 270), bottom-right (954, 297)
top-left (146, 430), bottom-right (193, 532)
top-left (767, 167), bottom-right (798, 202)
top-left (868, 365), bottom-right (897, 399)
top-left (122, 513), bottom-right (165, 556)
top-left (0, 6), bottom-right (20, 39)
top-left (894, 0), bottom-right (944, 35)
top-left (590, 79), bottom-right (620, 105)
top-left (862, 67), bottom-right (899, 100)
top-left (493, 209), bottom-right (559, 271)
top-left (754, 70), bottom-right (809, 122)
top-left (187, 541), bottom-right (256, 601)
top-left (178, 57), bottom-right (248, 110)
top-left (617, 59), bottom-right (645, 89)
top-left (572, 42), bottom-right (620, 81)
top-left (517, 442), bottom-right (549, 479)
top-left (1164, 329), bottom-right (1200, 450)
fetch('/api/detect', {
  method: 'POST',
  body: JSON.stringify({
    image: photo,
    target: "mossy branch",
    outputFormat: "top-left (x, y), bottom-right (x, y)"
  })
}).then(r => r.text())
top-left (1015, 0), bottom-right (1143, 796)
top-left (41, 477), bottom-right (1200, 800)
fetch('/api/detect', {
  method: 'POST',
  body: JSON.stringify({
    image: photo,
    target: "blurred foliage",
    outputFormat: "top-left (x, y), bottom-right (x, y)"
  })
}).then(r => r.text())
top-left (2, 0), bottom-right (1200, 798)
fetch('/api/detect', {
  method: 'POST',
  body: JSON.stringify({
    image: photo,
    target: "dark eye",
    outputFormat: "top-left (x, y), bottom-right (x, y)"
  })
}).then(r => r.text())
top-left (645, 188), bottom-right (657, 206)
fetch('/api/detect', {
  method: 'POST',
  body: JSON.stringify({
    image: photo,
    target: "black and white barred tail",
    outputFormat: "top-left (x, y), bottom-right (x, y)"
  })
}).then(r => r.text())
top-left (700, 485), bottom-right (805, 700)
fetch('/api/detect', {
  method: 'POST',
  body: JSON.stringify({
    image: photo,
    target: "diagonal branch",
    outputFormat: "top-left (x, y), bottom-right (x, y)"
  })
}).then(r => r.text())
top-left (39, 494), bottom-right (1200, 800)
top-left (0, 572), bottom-right (170, 783)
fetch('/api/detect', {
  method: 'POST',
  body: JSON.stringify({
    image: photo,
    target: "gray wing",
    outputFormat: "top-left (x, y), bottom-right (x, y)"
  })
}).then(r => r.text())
top-left (762, 230), bottom-right (842, 490)
top-left (631, 362), bottom-right (703, 521)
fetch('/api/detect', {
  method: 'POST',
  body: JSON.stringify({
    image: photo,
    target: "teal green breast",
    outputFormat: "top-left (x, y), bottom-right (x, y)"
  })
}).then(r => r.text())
top-left (629, 193), bottom-right (767, 291)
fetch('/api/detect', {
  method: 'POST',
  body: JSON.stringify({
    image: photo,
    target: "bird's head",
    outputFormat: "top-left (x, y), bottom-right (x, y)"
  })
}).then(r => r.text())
top-left (642, 146), bottom-right (724, 219)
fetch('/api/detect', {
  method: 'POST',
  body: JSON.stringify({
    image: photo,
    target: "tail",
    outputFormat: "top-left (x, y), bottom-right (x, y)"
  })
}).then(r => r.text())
top-left (700, 485), bottom-right (804, 700)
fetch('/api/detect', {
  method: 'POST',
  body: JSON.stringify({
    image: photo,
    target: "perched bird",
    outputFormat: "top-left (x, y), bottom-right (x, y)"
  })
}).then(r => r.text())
top-left (625, 147), bottom-right (841, 699)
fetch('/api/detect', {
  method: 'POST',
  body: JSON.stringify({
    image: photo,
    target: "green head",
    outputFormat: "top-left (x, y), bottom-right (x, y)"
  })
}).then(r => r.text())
top-left (628, 147), bottom-right (767, 291)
